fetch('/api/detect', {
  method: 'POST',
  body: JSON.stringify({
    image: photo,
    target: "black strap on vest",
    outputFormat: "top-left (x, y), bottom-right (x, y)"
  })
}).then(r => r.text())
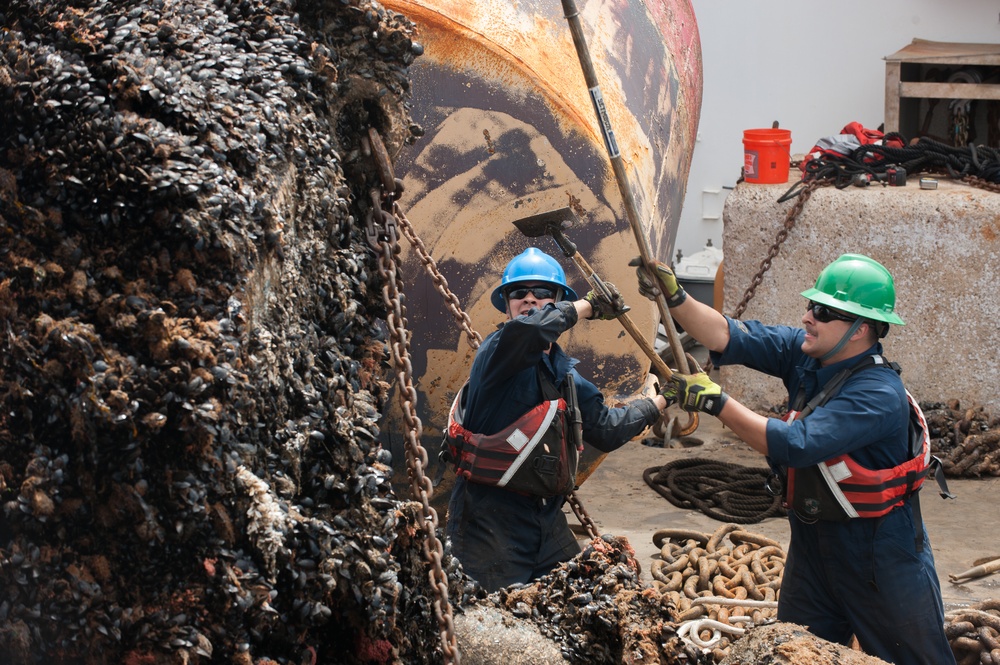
top-left (792, 356), bottom-right (898, 417)
top-left (535, 368), bottom-right (585, 478)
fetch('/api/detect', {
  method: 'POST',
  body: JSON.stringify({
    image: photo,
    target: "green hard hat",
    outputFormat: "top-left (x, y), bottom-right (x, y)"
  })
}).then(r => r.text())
top-left (801, 254), bottom-right (905, 326)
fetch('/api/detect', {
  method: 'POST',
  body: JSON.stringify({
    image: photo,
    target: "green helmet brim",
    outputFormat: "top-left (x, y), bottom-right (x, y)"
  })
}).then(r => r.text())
top-left (801, 287), bottom-right (905, 325)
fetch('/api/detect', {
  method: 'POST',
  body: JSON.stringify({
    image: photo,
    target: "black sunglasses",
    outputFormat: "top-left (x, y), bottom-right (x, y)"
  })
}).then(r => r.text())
top-left (506, 285), bottom-right (558, 300)
top-left (807, 301), bottom-right (857, 324)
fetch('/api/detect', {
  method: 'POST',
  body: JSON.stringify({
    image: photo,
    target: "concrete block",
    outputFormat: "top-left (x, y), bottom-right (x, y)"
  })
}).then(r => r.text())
top-left (719, 176), bottom-right (1000, 414)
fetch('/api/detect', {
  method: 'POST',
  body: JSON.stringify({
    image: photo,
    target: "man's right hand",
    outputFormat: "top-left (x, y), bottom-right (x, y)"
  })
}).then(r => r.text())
top-left (671, 371), bottom-right (727, 416)
top-left (630, 257), bottom-right (687, 307)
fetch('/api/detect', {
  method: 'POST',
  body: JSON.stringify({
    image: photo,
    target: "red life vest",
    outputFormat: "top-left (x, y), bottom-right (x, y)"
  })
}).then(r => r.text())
top-left (782, 355), bottom-right (944, 522)
top-left (442, 373), bottom-right (582, 497)
top-left (784, 389), bottom-right (931, 521)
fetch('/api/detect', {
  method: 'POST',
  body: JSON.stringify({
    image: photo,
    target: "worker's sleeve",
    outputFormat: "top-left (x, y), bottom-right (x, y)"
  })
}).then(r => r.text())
top-left (478, 301), bottom-right (579, 386)
top-left (764, 374), bottom-right (905, 468)
top-left (575, 371), bottom-right (659, 453)
top-left (709, 317), bottom-right (805, 381)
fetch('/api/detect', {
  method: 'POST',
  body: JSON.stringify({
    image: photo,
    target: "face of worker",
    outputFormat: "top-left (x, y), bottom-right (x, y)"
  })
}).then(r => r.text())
top-left (800, 303), bottom-right (862, 362)
top-left (504, 281), bottom-right (558, 319)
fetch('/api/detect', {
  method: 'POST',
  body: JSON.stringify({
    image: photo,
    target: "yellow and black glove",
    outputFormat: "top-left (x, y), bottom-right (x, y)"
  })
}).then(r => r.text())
top-left (671, 371), bottom-right (727, 416)
top-left (629, 256), bottom-right (687, 307)
top-left (658, 379), bottom-right (679, 408)
top-left (584, 282), bottom-right (629, 320)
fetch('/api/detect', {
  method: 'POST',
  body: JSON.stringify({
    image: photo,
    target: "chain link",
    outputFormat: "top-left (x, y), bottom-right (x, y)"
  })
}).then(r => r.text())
top-left (365, 128), bottom-right (460, 663)
top-left (565, 490), bottom-right (601, 540)
top-left (374, 217), bottom-right (460, 664)
top-left (393, 205), bottom-right (483, 350)
top-left (962, 174), bottom-right (1000, 194)
top-left (731, 179), bottom-right (824, 320)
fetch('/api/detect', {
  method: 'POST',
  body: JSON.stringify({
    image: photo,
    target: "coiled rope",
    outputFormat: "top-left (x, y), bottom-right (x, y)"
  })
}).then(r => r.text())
top-left (643, 458), bottom-right (785, 524)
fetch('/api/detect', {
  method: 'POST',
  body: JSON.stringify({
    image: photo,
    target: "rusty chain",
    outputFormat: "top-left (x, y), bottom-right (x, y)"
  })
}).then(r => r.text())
top-left (565, 491), bottom-right (601, 540)
top-left (730, 178), bottom-right (824, 321)
top-left (365, 130), bottom-right (460, 665)
top-left (962, 174), bottom-right (1000, 194)
top-left (393, 206), bottom-right (483, 350)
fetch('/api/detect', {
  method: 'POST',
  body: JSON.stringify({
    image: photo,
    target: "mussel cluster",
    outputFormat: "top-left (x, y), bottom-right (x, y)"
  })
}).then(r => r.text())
top-left (921, 401), bottom-right (1000, 477)
top-left (485, 534), bottom-right (710, 665)
top-left (0, 0), bottom-right (469, 663)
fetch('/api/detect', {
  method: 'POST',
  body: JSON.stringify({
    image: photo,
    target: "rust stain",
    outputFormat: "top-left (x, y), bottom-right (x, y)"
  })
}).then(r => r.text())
top-left (382, 0), bottom-right (648, 164)
top-left (982, 216), bottom-right (1000, 242)
top-left (640, 0), bottom-right (703, 144)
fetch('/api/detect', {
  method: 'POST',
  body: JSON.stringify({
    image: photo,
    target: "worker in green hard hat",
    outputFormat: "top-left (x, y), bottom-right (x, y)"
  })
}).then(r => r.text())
top-left (635, 253), bottom-right (954, 665)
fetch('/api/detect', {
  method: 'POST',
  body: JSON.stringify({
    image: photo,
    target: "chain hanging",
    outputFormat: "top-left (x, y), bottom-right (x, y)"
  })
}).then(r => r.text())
top-left (565, 491), bottom-right (600, 540)
top-left (731, 178), bottom-right (824, 320)
top-left (365, 130), bottom-right (460, 665)
top-left (393, 206), bottom-right (482, 350)
top-left (392, 204), bottom-right (602, 541)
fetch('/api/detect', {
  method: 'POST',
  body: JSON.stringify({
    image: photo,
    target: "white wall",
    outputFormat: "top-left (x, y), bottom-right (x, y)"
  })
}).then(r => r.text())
top-left (677, 0), bottom-right (1000, 261)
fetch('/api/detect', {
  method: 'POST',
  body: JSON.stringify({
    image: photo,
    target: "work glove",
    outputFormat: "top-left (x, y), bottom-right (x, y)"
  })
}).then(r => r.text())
top-left (670, 371), bottom-right (728, 416)
top-left (629, 256), bottom-right (687, 307)
top-left (657, 379), bottom-right (679, 408)
top-left (584, 282), bottom-right (629, 320)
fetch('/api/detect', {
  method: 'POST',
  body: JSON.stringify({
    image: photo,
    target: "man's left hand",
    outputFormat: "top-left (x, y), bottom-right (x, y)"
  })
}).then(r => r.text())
top-left (671, 371), bottom-right (728, 416)
top-left (584, 282), bottom-right (629, 320)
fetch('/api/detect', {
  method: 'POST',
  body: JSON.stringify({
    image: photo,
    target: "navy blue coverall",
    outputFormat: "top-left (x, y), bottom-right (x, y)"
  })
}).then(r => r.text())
top-left (446, 301), bottom-right (660, 592)
top-left (712, 317), bottom-right (954, 665)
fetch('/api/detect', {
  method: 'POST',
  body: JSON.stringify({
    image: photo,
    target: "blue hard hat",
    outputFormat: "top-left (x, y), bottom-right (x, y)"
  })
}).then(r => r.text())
top-left (490, 247), bottom-right (578, 312)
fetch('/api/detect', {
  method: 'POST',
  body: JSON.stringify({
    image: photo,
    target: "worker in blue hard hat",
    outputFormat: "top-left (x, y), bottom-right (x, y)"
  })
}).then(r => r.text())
top-left (441, 247), bottom-right (674, 592)
top-left (635, 253), bottom-right (954, 665)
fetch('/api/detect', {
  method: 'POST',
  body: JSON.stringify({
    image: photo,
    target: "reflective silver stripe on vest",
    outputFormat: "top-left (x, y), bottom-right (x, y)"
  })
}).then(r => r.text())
top-left (497, 400), bottom-right (561, 487)
top-left (816, 459), bottom-right (860, 518)
top-left (909, 389), bottom-right (931, 466)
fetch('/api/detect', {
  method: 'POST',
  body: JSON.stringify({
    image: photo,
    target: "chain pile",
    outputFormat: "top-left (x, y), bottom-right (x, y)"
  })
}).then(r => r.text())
top-left (921, 401), bottom-right (1000, 477)
top-left (650, 523), bottom-right (784, 663)
top-left (945, 600), bottom-right (1000, 665)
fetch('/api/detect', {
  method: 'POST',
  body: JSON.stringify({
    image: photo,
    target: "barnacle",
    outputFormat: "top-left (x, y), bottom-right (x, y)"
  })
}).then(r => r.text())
top-left (0, 0), bottom-right (451, 662)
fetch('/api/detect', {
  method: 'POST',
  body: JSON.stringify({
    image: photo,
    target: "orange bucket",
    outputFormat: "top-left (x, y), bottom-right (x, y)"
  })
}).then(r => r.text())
top-left (743, 128), bottom-right (792, 184)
